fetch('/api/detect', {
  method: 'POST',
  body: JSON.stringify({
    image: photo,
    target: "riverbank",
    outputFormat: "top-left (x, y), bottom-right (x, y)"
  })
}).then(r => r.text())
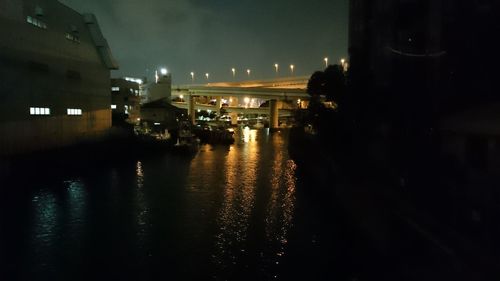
top-left (0, 133), bottom-right (180, 180)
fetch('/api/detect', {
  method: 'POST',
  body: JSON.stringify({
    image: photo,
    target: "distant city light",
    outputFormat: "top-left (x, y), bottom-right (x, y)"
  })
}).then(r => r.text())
top-left (124, 77), bottom-right (143, 84)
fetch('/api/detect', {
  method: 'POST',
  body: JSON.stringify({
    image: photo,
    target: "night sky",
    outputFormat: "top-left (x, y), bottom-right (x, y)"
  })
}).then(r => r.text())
top-left (60, 0), bottom-right (348, 84)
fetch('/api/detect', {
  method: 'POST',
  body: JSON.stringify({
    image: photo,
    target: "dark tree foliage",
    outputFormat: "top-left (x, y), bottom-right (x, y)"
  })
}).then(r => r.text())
top-left (307, 71), bottom-right (326, 97)
top-left (307, 65), bottom-right (346, 106)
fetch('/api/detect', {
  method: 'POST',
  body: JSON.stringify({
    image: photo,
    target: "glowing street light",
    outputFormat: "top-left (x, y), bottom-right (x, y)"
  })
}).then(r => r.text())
top-left (274, 63), bottom-right (279, 74)
top-left (246, 69), bottom-right (251, 77)
top-left (179, 94), bottom-right (184, 100)
top-left (231, 68), bottom-right (236, 78)
top-left (205, 73), bottom-right (209, 81)
top-left (190, 72), bottom-right (194, 82)
top-left (160, 68), bottom-right (168, 75)
top-left (290, 64), bottom-right (295, 76)
top-left (324, 57), bottom-right (328, 67)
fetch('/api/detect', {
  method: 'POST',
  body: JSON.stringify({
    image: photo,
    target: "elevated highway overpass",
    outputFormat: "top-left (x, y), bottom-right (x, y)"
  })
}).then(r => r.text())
top-left (171, 76), bottom-right (310, 128)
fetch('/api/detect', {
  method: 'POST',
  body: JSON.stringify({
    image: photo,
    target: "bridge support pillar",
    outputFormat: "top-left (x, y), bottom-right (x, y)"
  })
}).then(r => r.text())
top-left (216, 96), bottom-right (222, 111)
top-left (230, 112), bottom-right (238, 126)
top-left (269, 99), bottom-right (279, 130)
top-left (187, 94), bottom-right (196, 124)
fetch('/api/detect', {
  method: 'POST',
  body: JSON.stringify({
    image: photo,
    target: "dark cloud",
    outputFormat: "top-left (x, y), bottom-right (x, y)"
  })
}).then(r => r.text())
top-left (60, 0), bottom-right (348, 84)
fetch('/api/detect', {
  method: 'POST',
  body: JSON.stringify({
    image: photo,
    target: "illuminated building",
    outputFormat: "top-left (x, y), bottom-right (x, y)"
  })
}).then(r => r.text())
top-left (111, 78), bottom-right (141, 124)
top-left (0, 0), bottom-right (118, 155)
top-left (142, 69), bottom-right (172, 103)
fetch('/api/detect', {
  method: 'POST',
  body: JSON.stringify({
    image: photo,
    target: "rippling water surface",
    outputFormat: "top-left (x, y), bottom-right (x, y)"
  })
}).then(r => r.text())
top-left (0, 128), bottom-right (337, 280)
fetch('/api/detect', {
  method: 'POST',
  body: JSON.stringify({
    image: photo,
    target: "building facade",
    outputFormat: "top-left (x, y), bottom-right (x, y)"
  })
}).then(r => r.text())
top-left (111, 78), bottom-right (141, 124)
top-left (142, 71), bottom-right (172, 103)
top-left (0, 0), bottom-right (117, 155)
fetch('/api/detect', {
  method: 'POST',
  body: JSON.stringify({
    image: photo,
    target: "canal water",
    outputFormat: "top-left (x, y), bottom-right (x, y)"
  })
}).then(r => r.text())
top-left (0, 128), bottom-right (348, 281)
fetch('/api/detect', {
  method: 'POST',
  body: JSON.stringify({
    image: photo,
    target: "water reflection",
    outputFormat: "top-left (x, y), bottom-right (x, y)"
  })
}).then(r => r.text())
top-left (30, 179), bottom-right (88, 274)
top-left (207, 128), bottom-right (297, 279)
top-left (3, 128), bottom-right (300, 280)
top-left (135, 161), bottom-right (149, 246)
top-left (31, 190), bottom-right (58, 269)
top-left (213, 128), bottom-right (259, 272)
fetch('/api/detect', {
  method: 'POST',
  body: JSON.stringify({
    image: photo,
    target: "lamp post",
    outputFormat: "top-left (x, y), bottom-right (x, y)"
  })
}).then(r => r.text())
top-left (324, 57), bottom-right (328, 68)
top-left (274, 63), bottom-right (279, 75)
top-left (340, 58), bottom-right (346, 72)
top-left (246, 69), bottom-right (251, 78)
top-left (231, 68), bottom-right (236, 78)
top-left (205, 73), bottom-right (209, 81)
top-left (290, 64), bottom-right (294, 76)
top-left (190, 72), bottom-right (194, 82)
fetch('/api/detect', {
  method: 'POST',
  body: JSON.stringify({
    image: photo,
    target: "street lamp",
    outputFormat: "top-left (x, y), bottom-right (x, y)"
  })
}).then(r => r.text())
top-left (231, 68), bottom-right (236, 78)
top-left (160, 68), bottom-right (168, 75)
top-left (341, 58), bottom-right (345, 66)
top-left (190, 72), bottom-right (194, 82)
top-left (324, 57), bottom-right (328, 68)
top-left (205, 73), bottom-right (209, 81)
top-left (247, 69), bottom-right (251, 78)
top-left (274, 63), bottom-right (279, 74)
top-left (290, 64), bottom-right (294, 76)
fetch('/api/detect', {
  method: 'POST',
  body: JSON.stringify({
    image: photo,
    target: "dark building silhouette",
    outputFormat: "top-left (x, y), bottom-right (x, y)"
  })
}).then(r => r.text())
top-left (348, 0), bottom-right (500, 118)
top-left (111, 78), bottom-right (141, 125)
top-left (348, 0), bottom-right (500, 171)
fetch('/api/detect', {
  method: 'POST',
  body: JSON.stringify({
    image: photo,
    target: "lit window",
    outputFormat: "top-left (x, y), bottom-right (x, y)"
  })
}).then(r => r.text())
top-left (65, 33), bottom-right (80, 43)
top-left (67, 108), bottom-right (82, 115)
top-left (111, 87), bottom-right (119, 91)
top-left (111, 104), bottom-right (117, 109)
top-left (26, 16), bottom-right (47, 29)
top-left (30, 107), bottom-right (51, 116)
